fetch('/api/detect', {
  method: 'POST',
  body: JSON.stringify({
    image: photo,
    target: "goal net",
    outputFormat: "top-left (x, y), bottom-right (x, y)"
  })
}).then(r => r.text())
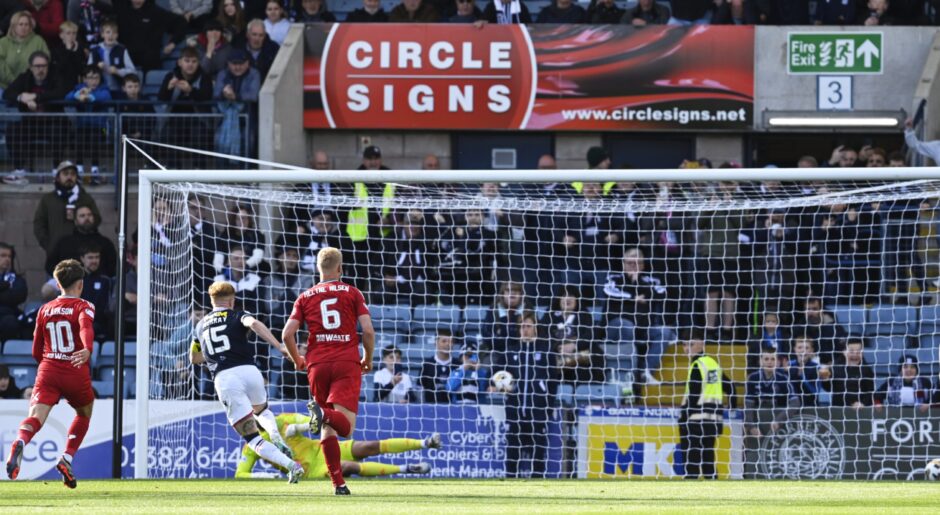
top-left (137, 169), bottom-right (940, 480)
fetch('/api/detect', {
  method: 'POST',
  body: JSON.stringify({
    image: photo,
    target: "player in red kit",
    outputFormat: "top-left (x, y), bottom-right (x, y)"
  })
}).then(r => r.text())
top-left (5, 259), bottom-right (96, 488)
top-left (283, 247), bottom-right (375, 496)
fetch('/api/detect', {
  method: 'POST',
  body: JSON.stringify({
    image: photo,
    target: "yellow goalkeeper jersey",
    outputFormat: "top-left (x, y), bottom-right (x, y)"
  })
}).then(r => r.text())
top-left (234, 413), bottom-right (355, 479)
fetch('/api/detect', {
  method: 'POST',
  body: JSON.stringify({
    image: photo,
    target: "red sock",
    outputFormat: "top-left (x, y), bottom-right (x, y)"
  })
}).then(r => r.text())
top-left (322, 408), bottom-right (351, 437)
top-left (65, 415), bottom-right (91, 458)
top-left (320, 435), bottom-right (345, 487)
top-left (17, 417), bottom-right (42, 445)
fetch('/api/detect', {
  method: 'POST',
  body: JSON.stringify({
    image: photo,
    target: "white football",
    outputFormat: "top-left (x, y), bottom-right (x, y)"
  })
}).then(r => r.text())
top-left (491, 370), bottom-right (514, 391)
top-left (926, 459), bottom-right (940, 481)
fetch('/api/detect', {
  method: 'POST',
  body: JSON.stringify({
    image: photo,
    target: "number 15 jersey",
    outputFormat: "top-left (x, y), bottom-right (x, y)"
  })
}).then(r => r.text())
top-left (289, 280), bottom-right (370, 365)
top-left (192, 308), bottom-right (255, 377)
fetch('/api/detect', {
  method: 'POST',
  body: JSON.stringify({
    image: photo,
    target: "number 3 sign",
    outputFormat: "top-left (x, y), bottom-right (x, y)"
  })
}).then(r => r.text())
top-left (817, 76), bottom-right (852, 111)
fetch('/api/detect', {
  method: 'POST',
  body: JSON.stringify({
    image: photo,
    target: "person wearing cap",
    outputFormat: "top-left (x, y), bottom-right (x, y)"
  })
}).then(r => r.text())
top-left (874, 355), bottom-right (938, 409)
top-left (214, 48), bottom-right (260, 102)
top-left (446, 341), bottom-right (492, 404)
top-left (33, 160), bottom-right (102, 254)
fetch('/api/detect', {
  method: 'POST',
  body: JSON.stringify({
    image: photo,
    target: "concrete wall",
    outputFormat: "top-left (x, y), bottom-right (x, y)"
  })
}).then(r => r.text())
top-left (259, 24), bottom-right (307, 166)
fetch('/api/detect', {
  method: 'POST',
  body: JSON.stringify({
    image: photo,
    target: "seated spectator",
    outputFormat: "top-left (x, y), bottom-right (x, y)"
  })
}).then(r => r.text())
top-left (586, 0), bottom-right (623, 23)
top-left (747, 312), bottom-right (788, 370)
top-left (115, 74), bottom-right (156, 139)
top-left (483, 281), bottom-right (526, 354)
top-left (79, 243), bottom-right (113, 340)
top-left (536, 0), bottom-right (584, 22)
top-left (65, 65), bottom-right (111, 181)
top-left (235, 19), bottom-right (279, 81)
top-left (260, 245), bottom-right (312, 333)
top-left (0, 364), bottom-right (25, 399)
top-left (861, 0), bottom-right (893, 25)
top-left (213, 48), bottom-right (259, 102)
top-left (157, 46), bottom-right (214, 163)
top-left (389, 0), bottom-right (439, 21)
top-left (546, 285), bottom-right (594, 343)
top-left (87, 18), bottom-right (136, 94)
top-left (170, 0), bottom-right (213, 32)
top-left (745, 349), bottom-right (798, 439)
top-left (420, 328), bottom-right (457, 403)
top-left (791, 297), bottom-right (846, 365)
top-left (373, 345), bottom-right (416, 403)
top-left (830, 339), bottom-right (875, 408)
top-left (263, 0), bottom-right (289, 45)
top-left (481, 0), bottom-right (531, 23)
top-left (32, 160), bottom-right (101, 255)
top-left (447, 341), bottom-right (491, 403)
top-left (434, 207), bottom-right (496, 306)
top-left (448, 0), bottom-right (481, 22)
top-left (295, 0), bottom-right (336, 22)
top-left (345, 0), bottom-right (389, 22)
top-left (788, 337), bottom-right (831, 407)
top-left (197, 19), bottom-right (233, 78)
top-left (22, 0), bottom-right (65, 45)
top-left (115, 0), bottom-right (186, 72)
top-left (0, 242), bottom-right (28, 341)
top-left (212, 246), bottom-right (262, 313)
top-left (215, 203), bottom-right (265, 275)
top-left (45, 204), bottom-right (117, 277)
top-left (216, 0), bottom-right (246, 36)
top-left (557, 335), bottom-right (605, 386)
top-left (874, 355), bottom-right (936, 409)
top-left (51, 20), bottom-right (84, 89)
top-left (0, 11), bottom-right (50, 90)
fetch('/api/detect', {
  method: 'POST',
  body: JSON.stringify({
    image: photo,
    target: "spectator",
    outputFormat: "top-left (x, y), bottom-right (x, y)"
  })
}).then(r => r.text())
top-left (262, 0), bottom-right (289, 45)
top-left (373, 345), bottom-right (416, 403)
top-left (756, 0), bottom-right (809, 23)
top-left (215, 203), bottom-right (264, 275)
top-left (874, 355), bottom-right (936, 409)
top-left (345, 0), bottom-right (388, 21)
top-left (792, 297), bottom-right (847, 365)
top-left (196, 19), bottom-right (232, 78)
top-left (260, 245), bottom-right (313, 333)
top-left (866, 148), bottom-right (887, 167)
top-left (65, 65), bottom-right (110, 181)
top-left (50, 20), bottom-right (83, 88)
top-left (170, 0), bottom-right (212, 32)
top-left (830, 339), bottom-right (875, 408)
top-left (903, 117), bottom-right (940, 164)
top-left (747, 312), bottom-right (788, 369)
top-left (0, 12), bottom-right (50, 90)
top-left (447, 341), bottom-right (491, 403)
top-left (213, 48), bottom-right (259, 102)
top-left (215, 0), bottom-right (245, 35)
top-left (22, 0), bottom-right (65, 45)
top-left (861, 0), bottom-right (893, 25)
top-left (420, 328), bottom-right (457, 403)
top-left (45, 204), bottom-right (116, 276)
top-left (556, 333), bottom-right (605, 386)
top-left (825, 145), bottom-right (858, 167)
top-left (382, 209), bottom-right (435, 305)
top-left (157, 46), bottom-right (214, 163)
top-left (0, 242), bottom-right (27, 341)
top-left (747, 208), bottom-right (800, 315)
top-left (797, 155), bottom-right (817, 168)
top-left (448, 0), bottom-right (480, 22)
top-left (697, 182), bottom-right (743, 339)
top-left (586, 146), bottom-right (610, 169)
top-left (0, 364), bottom-right (25, 398)
top-left (483, 280), bottom-right (526, 353)
top-left (536, 0), bottom-right (584, 22)
top-left (434, 207), bottom-right (496, 306)
top-left (389, 0), bottom-right (439, 21)
top-left (546, 285), bottom-right (593, 344)
top-left (114, 0), bottom-right (186, 72)
top-left (236, 19), bottom-right (278, 81)
top-left (296, 209), bottom-right (351, 274)
top-left (481, 0), bottom-right (531, 23)
top-left (814, 0), bottom-right (859, 25)
top-left (421, 153), bottom-right (440, 170)
top-left (87, 18), bottom-right (135, 94)
top-left (212, 246), bottom-right (262, 313)
top-left (586, 0), bottom-right (623, 23)
top-left (32, 160), bottom-right (101, 253)
top-left (68, 0), bottom-right (111, 46)
top-left (788, 337), bottom-right (830, 407)
top-left (78, 243), bottom-right (113, 340)
top-left (887, 151), bottom-right (906, 167)
top-left (744, 349), bottom-right (798, 440)
top-left (668, 0), bottom-right (714, 24)
top-left (115, 73), bottom-right (155, 138)
top-left (295, 0), bottom-right (336, 22)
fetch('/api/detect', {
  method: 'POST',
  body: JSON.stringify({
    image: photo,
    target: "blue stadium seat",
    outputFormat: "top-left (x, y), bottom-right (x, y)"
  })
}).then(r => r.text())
top-left (602, 342), bottom-right (633, 372)
top-left (462, 305), bottom-right (488, 336)
top-left (360, 373), bottom-right (375, 402)
top-left (97, 367), bottom-right (135, 398)
top-left (371, 305), bottom-right (412, 333)
top-left (375, 332), bottom-right (407, 351)
top-left (1, 340), bottom-right (36, 366)
top-left (914, 346), bottom-right (938, 376)
top-left (588, 305), bottom-right (604, 323)
top-left (93, 380), bottom-right (115, 398)
top-left (402, 336), bottom-right (436, 365)
top-left (867, 305), bottom-right (917, 336)
top-left (557, 383), bottom-right (575, 407)
top-left (870, 345), bottom-right (905, 376)
top-left (144, 70), bottom-right (169, 99)
top-left (7, 365), bottom-right (37, 388)
top-left (97, 341), bottom-right (137, 369)
top-left (23, 300), bottom-right (43, 314)
top-left (411, 305), bottom-right (460, 333)
top-left (573, 383), bottom-right (621, 407)
top-left (919, 305), bottom-right (940, 336)
top-left (830, 304), bottom-right (866, 336)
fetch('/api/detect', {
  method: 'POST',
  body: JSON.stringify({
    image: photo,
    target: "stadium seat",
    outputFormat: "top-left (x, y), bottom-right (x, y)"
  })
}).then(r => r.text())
top-left (867, 305), bottom-right (917, 336)
top-left (144, 70), bottom-right (169, 99)
top-left (411, 305), bottom-right (460, 333)
top-left (360, 373), bottom-right (375, 402)
top-left (7, 365), bottom-right (37, 388)
top-left (1, 340), bottom-right (36, 366)
top-left (557, 383), bottom-right (575, 407)
top-left (913, 346), bottom-right (938, 376)
top-left (869, 345), bottom-right (905, 376)
top-left (375, 331), bottom-right (407, 350)
top-left (573, 383), bottom-right (621, 407)
top-left (919, 304), bottom-right (940, 336)
top-left (830, 304), bottom-right (866, 336)
top-left (462, 305), bottom-right (488, 336)
top-left (371, 305), bottom-right (412, 333)
top-left (97, 367), bottom-right (135, 398)
top-left (402, 336), bottom-right (436, 365)
top-left (93, 380), bottom-right (115, 398)
top-left (97, 341), bottom-right (137, 369)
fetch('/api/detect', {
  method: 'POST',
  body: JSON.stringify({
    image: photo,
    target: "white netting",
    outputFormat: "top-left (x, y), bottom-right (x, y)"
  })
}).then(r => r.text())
top-left (144, 176), bottom-right (940, 480)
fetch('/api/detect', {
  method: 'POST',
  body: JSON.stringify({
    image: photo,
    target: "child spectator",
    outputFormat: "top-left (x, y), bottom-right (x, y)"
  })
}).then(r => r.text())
top-left (116, 74), bottom-right (156, 140)
top-left (87, 19), bottom-right (136, 94)
top-left (262, 0), bottom-right (290, 45)
top-left (295, 0), bottom-right (337, 21)
top-left (50, 20), bottom-right (84, 89)
top-left (447, 342), bottom-right (491, 404)
top-left (65, 65), bottom-right (111, 182)
top-left (373, 345), bottom-right (417, 403)
top-left (215, 0), bottom-right (246, 36)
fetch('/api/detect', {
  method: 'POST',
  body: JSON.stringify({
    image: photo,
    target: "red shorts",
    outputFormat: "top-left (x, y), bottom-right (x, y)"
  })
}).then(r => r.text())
top-left (32, 362), bottom-right (95, 408)
top-left (307, 360), bottom-right (362, 413)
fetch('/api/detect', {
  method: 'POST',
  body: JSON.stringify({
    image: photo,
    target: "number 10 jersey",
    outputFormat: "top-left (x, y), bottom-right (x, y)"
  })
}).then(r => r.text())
top-left (290, 280), bottom-right (370, 366)
top-left (192, 308), bottom-right (255, 376)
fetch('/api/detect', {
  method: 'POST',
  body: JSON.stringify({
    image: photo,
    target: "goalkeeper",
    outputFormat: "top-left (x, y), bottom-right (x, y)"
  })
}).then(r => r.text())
top-left (235, 412), bottom-right (441, 479)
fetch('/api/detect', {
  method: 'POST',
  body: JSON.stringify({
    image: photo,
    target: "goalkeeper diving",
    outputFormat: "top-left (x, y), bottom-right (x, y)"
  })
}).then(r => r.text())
top-left (235, 412), bottom-right (442, 479)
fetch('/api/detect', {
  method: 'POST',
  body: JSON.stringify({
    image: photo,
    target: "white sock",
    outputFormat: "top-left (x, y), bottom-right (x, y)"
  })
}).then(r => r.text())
top-left (254, 409), bottom-right (285, 443)
top-left (248, 435), bottom-right (295, 470)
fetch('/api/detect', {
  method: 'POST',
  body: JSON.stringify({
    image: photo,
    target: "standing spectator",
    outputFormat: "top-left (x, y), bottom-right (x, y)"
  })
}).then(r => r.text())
top-left (483, 281), bottom-right (526, 354)
top-left (556, 334), bottom-right (605, 387)
top-left (874, 355), bottom-right (936, 409)
top-left (236, 19), bottom-right (278, 81)
top-left (448, 0), bottom-right (480, 22)
top-left (114, 0), bottom-right (186, 72)
top-left (536, 0), bottom-right (584, 22)
top-left (69, 0), bottom-right (111, 47)
top-left (420, 328), bottom-right (456, 403)
top-left (212, 246), bottom-right (262, 313)
top-left (746, 312), bottom-right (788, 370)
top-left (791, 297), bottom-right (846, 365)
top-left (260, 246), bottom-right (313, 333)
top-left (213, 48), bottom-right (258, 102)
top-left (383, 209), bottom-right (435, 305)
top-left (904, 117), bottom-right (940, 164)
top-left (50, 20), bottom-right (83, 89)
top-left (388, 0), bottom-right (438, 21)
top-left (434, 207), bottom-right (496, 306)
top-left (157, 46), bottom-right (213, 163)
top-left (824, 145), bottom-right (858, 167)
top-left (78, 243), bottom-right (113, 340)
top-left (0, 364), bottom-right (25, 398)
top-left (215, 0), bottom-right (245, 36)
top-left (447, 341), bottom-right (491, 403)
top-left (373, 345), bottom-right (416, 403)
top-left (830, 339), bottom-right (875, 408)
top-left (585, 0), bottom-right (623, 23)
top-left (196, 19), bottom-right (232, 78)
top-left (170, 0), bottom-right (212, 32)
top-left (861, 0), bottom-right (893, 25)
top-left (0, 11), bottom-right (50, 90)
top-left (45, 204), bottom-right (116, 277)
top-left (262, 0), bottom-right (289, 45)
top-left (23, 0), bottom-right (65, 45)
top-left (297, 209), bottom-right (351, 274)
top-left (187, 195), bottom-right (220, 301)
top-left (65, 65), bottom-right (110, 181)
top-left (295, 0), bottom-right (336, 21)
top-left (481, 0), bottom-right (531, 23)
top-left (214, 203), bottom-right (264, 275)
top-left (32, 161), bottom-right (101, 253)
top-left (345, 0), bottom-right (388, 21)
top-left (86, 18), bottom-right (135, 94)
top-left (0, 242), bottom-right (27, 341)
top-left (697, 182), bottom-right (743, 340)
top-left (757, 0), bottom-right (810, 23)
top-left (788, 337), bottom-right (830, 407)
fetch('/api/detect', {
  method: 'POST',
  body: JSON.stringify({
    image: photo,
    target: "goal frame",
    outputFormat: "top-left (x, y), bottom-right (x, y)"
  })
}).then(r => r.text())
top-left (134, 166), bottom-right (940, 479)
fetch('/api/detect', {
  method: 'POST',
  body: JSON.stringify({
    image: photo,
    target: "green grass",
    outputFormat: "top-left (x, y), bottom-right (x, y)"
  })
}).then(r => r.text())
top-left (0, 480), bottom-right (938, 514)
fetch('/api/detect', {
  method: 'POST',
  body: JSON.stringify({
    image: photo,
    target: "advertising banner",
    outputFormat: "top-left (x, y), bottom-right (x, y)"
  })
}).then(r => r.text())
top-left (303, 24), bottom-right (754, 131)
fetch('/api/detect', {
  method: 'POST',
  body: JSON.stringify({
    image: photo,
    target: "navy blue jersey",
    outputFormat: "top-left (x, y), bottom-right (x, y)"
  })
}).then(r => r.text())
top-left (192, 308), bottom-right (255, 376)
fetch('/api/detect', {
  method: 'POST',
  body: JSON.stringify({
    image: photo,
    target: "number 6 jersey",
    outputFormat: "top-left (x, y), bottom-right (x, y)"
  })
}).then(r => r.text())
top-left (289, 280), bottom-right (370, 365)
top-left (192, 308), bottom-right (255, 376)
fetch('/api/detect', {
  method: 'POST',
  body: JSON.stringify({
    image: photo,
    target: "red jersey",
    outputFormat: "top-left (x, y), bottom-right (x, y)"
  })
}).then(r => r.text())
top-left (32, 296), bottom-right (96, 368)
top-left (290, 280), bottom-right (370, 365)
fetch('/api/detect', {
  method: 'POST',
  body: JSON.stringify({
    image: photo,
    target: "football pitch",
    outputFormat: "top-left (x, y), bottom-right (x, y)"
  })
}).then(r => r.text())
top-left (1, 480), bottom-right (939, 514)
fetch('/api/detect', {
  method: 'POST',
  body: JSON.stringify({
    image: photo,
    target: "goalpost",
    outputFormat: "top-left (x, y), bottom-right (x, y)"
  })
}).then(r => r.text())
top-left (135, 166), bottom-right (940, 480)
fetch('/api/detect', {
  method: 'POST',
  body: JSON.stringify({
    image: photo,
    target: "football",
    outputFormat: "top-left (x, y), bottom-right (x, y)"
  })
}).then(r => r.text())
top-left (926, 459), bottom-right (940, 480)
top-left (491, 370), bottom-right (514, 392)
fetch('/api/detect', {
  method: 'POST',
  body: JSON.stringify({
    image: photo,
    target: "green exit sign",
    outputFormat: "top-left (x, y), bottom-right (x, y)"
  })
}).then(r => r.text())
top-left (788, 32), bottom-right (883, 75)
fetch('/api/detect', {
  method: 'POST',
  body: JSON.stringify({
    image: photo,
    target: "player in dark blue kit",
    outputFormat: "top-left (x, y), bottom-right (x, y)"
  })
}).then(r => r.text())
top-left (190, 281), bottom-right (306, 483)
